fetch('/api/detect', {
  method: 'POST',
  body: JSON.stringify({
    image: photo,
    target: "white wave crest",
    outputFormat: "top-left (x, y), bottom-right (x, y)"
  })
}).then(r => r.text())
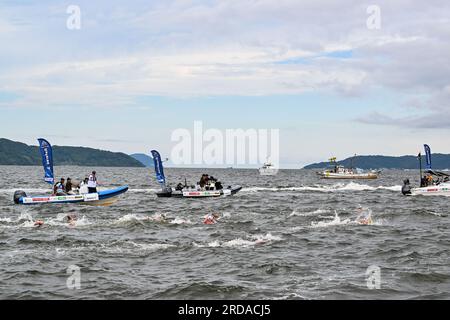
top-left (115, 214), bottom-right (149, 223)
top-left (202, 233), bottom-right (282, 248)
top-left (310, 211), bottom-right (352, 228)
top-left (127, 241), bottom-right (176, 251)
top-left (289, 208), bottom-right (328, 217)
top-left (242, 183), bottom-right (401, 193)
top-left (169, 217), bottom-right (193, 225)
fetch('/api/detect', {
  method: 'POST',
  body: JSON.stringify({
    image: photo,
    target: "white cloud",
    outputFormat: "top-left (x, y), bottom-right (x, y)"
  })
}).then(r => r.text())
top-left (0, 0), bottom-right (449, 116)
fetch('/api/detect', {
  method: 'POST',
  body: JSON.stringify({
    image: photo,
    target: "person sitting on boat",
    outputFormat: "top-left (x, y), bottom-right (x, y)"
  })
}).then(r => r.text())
top-left (199, 174), bottom-right (209, 189)
top-left (426, 174), bottom-right (434, 186)
top-left (65, 178), bottom-right (75, 195)
top-left (215, 180), bottom-right (223, 190)
top-left (175, 183), bottom-right (184, 191)
top-left (87, 171), bottom-right (98, 193)
top-left (420, 175), bottom-right (427, 187)
top-left (53, 178), bottom-right (66, 196)
top-left (79, 178), bottom-right (89, 194)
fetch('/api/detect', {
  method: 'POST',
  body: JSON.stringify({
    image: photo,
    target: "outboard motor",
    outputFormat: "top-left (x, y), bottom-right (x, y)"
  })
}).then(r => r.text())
top-left (13, 190), bottom-right (27, 204)
top-left (215, 181), bottom-right (223, 190)
top-left (401, 179), bottom-right (412, 195)
top-left (156, 185), bottom-right (173, 198)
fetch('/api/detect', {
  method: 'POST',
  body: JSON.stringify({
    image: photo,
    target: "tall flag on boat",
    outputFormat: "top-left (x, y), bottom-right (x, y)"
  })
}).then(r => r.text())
top-left (424, 144), bottom-right (432, 170)
top-left (37, 138), bottom-right (54, 185)
top-left (151, 150), bottom-right (166, 185)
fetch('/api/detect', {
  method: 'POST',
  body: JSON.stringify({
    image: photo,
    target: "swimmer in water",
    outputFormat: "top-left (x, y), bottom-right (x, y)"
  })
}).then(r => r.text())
top-left (154, 213), bottom-right (167, 222)
top-left (203, 213), bottom-right (219, 225)
top-left (66, 214), bottom-right (77, 226)
top-left (355, 206), bottom-right (373, 225)
top-left (34, 220), bottom-right (44, 227)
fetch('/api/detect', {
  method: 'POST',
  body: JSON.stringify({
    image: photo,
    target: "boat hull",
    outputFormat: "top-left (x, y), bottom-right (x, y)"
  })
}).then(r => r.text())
top-left (408, 185), bottom-right (450, 196)
top-left (317, 172), bottom-right (378, 179)
top-left (156, 185), bottom-right (242, 198)
top-left (16, 186), bottom-right (128, 206)
top-left (259, 168), bottom-right (278, 176)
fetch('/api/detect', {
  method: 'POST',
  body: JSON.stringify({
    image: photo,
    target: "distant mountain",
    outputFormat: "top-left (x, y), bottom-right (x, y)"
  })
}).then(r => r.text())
top-left (130, 153), bottom-right (154, 167)
top-left (303, 155), bottom-right (450, 170)
top-left (0, 138), bottom-right (145, 167)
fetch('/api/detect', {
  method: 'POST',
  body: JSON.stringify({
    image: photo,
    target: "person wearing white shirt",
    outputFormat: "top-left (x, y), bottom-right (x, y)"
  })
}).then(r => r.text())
top-left (87, 171), bottom-right (98, 193)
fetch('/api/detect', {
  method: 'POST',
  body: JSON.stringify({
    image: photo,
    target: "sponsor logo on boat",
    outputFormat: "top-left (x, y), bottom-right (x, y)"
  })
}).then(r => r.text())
top-left (83, 193), bottom-right (99, 202)
top-left (32, 197), bottom-right (50, 202)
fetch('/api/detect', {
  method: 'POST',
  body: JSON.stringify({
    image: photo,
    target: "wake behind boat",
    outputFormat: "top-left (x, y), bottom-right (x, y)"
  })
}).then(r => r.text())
top-left (316, 156), bottom-right (380, 179)
top-left (151, 150), bottom-right (242, 198)
top-left (12, 138), bottom-right (128, 206)
top-left (402, 144), bottom-right (450, 196)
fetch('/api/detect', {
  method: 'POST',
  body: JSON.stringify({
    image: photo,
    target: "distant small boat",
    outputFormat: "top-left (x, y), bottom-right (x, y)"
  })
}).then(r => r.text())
top-left (317, 165), bottom-right (379, 179)
top-left (316, 156), bottom-right (379, 179)
top-left (259, 161), bottom-right (278, 176)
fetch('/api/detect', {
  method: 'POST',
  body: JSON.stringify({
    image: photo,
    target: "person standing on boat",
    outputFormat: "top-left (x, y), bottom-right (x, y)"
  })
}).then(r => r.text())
top-left (87, 171), bottom-right (98, 193)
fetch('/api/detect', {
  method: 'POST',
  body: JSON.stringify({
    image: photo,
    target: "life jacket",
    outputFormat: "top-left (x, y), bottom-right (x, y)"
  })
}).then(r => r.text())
top-left (55, 182), bottom-right (65, 193)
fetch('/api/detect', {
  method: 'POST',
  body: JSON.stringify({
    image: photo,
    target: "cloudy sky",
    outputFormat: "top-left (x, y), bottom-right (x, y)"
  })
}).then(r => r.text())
top-left (0, 0), bottom-right (449, 167)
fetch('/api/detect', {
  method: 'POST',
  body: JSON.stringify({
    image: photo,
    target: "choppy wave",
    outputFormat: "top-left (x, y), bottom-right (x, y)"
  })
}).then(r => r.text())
top-left (194, 233), bottom-right (282, 248)
top-left (242, 182), bottom-right (401, 193)
top-left (0, 188), bottom-right (50, 194)
top-left (169, 217), bottom-right (193, 225)
top-left (310, 211), bottom-right (352, 228)
top-left (289, 208), bottom-right (329, 217)
top-left (127, 188), bottom-right (159, 193)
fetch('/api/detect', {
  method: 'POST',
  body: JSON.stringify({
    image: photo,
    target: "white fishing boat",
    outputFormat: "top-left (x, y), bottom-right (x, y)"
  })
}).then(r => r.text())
top-left (316, 157), bottom-right (379, 179)
top-left (317, 166), bottom-right (379, 179)
top-left (402, 144), bottom-right (450, 196)
top-left (259, 161), bottom-right (278, 176)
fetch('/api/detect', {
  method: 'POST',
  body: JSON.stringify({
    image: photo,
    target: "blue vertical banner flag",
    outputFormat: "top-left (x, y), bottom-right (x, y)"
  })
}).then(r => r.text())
top-left (38, 138), bottom-right (54, 185)
top-left (151, 150), bottom-right (166, 185)
top-left (424, 144), bottom-right (432, 170)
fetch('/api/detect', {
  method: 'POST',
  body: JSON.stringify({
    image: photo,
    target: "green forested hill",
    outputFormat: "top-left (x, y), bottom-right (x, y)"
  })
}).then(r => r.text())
top-left (0, 138), bottom-right (144, 167)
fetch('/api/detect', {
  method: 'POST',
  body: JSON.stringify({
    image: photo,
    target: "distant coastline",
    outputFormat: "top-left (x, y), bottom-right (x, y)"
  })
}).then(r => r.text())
top-left (0, 138), bottom-right (144, 167)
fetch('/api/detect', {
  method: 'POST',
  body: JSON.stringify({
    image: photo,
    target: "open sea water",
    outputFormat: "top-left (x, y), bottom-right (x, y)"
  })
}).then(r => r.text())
top-left (0, 166), bottom-right (449, 299)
